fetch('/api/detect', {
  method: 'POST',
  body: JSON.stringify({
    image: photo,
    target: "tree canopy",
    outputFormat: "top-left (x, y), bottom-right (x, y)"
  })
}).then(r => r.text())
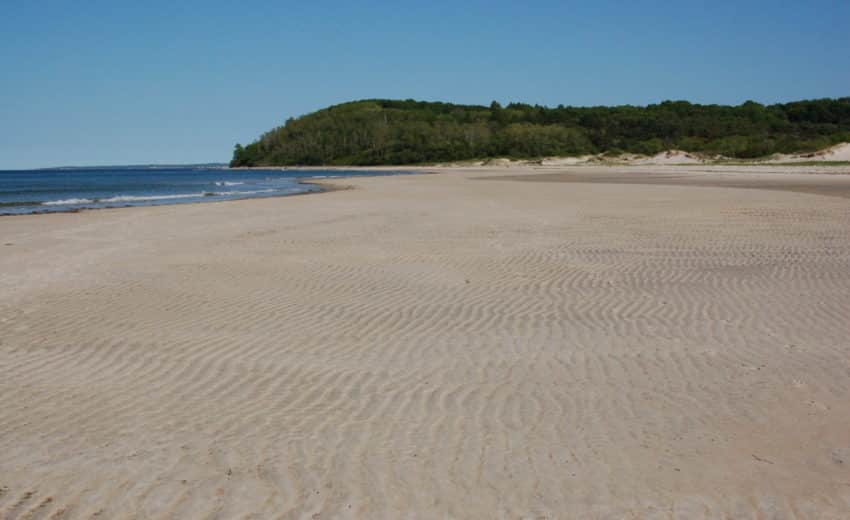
top-left (231, 97), bottom-right (850, 166)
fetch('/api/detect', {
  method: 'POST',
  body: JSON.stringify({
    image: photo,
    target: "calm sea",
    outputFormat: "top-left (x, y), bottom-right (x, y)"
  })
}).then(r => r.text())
top-left (0, 167), bottom-right (407, 215)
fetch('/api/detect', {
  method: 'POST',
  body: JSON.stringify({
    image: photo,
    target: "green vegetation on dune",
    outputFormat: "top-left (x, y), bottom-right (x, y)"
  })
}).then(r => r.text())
top-left (231, 98), bottom-right (850, 166)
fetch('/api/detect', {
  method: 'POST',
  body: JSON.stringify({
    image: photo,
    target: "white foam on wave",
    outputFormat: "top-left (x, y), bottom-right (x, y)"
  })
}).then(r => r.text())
top-left (101, 193), bottom-right (207, 203)
top-left (38, 187), bottom-right (302, 209)
top-left (215, 189), bottom-right (278, 196)
top-left (214, 181), bottom-right (245, 186)
top-left (43, 198), bottom-right (96, 206)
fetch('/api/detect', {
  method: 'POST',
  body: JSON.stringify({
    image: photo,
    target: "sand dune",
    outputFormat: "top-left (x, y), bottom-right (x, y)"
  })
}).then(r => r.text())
top-left (634, 150), bottom-right (704, 164)
top-left (764, 142), bottom-right (850, 163)
top-left (482, 142), bottom-right (850, 167)
top-left (2, 165), bottom-right (850, 518)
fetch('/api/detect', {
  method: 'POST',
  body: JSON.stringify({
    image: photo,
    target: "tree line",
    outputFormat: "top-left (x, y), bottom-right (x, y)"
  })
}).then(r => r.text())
top-left (231, 98), bottom-right (850, 166)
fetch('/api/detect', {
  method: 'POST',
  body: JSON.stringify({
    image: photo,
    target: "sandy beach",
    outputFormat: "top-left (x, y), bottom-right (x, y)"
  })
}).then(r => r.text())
top-left (2, 164), bottom-right (850, 518)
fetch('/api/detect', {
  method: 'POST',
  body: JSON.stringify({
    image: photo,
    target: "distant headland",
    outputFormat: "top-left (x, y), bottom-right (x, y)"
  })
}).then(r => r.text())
top-left (230, 98), bottom-right (850, 167)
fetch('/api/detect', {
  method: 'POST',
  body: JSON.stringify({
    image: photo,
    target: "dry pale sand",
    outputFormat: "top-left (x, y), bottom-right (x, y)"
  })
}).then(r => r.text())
top-left (2, 165), bottom-right (850, 518)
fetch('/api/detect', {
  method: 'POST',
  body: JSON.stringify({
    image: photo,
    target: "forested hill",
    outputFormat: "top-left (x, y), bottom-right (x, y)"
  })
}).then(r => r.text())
top-left (230, 98), bottom-right (850, 166)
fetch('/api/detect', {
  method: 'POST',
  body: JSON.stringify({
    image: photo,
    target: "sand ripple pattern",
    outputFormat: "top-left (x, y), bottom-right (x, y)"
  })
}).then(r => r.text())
top-left (2, 167), bottom-right (850, 518)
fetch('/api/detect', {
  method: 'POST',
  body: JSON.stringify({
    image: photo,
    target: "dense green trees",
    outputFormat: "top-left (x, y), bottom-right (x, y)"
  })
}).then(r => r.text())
top-left (231, 98), bottom-right (850, 166)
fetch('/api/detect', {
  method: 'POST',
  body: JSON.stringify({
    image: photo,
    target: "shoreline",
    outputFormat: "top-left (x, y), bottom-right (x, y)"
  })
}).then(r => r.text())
top-left (0, 170), bottom-right (429, 218)
top-left (5, 163), bottom-right (850, 219)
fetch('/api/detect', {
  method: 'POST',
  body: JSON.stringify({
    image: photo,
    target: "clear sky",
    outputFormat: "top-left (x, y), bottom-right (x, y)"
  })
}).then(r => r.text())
top-left (1, 0), bottom-right (848, 169)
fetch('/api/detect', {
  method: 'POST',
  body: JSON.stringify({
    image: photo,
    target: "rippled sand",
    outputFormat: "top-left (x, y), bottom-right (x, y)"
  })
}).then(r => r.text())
top-left (2, 165), bottom-right (850, 518)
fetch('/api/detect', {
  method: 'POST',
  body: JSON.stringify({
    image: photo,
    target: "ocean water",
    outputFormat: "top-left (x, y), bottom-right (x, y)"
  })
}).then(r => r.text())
top-left (0, 167), bottom-right (408, 215)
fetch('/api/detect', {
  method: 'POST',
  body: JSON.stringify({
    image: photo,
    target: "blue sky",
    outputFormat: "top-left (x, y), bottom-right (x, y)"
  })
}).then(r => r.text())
top-left (1, 1), bottom-right (848, 169)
